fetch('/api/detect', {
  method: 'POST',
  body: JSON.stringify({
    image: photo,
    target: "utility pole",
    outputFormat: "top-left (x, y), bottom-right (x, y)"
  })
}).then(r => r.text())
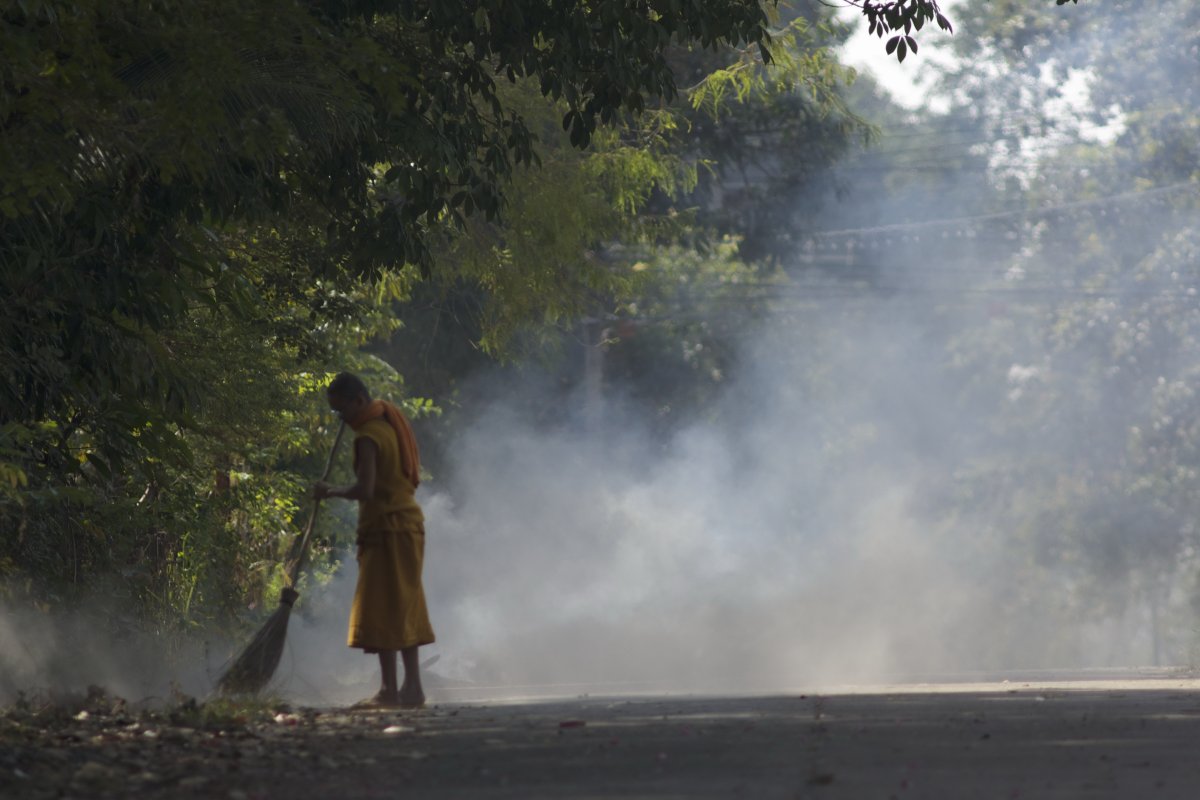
top-left (581, 317), bottom-right (607, 431)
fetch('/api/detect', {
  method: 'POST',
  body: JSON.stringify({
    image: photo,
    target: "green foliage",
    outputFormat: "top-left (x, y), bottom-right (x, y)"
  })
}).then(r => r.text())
top-left (604, 240), bottom-right (782, 430)
top-left (845, 1), bottom-right (954, 62)
top-left (10, 0), bottom-right (1069, 641)
top-left (0, 0), bottom-right (783, 436)
top-left (0, 211), bottom-right (425, 629)
top-left (687, 13), bottom-right (856, 118)
top-left (1, 0), bottom-right (828, 637)
top-left (923, 0), bottom-right (1200, 655)
top-left (396, 1), bottom-right (871, 373)
top-left (670, 7), bottom-right (870, 262)
top-left (429, 78), bottom-right (701, 355)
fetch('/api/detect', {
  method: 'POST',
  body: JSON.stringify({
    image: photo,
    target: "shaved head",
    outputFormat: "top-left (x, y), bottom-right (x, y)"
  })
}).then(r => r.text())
top-left (328, 372), bottom-right (370, 402)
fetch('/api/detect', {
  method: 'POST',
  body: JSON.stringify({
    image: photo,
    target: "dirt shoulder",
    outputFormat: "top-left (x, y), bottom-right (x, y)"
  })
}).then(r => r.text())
top-left (5, 677), bottom-right (1200, 799)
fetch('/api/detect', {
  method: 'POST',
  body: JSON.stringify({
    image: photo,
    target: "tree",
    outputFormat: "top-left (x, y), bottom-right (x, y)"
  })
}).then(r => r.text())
top-left (661, 6), bottom-right (866, 263)
top-left (928, 0), bottom-right (1200, 662)
top-left (0, 0), bottom-right (1091, 627)
top-left (0, 0), bottom-right (786, 505)
top-left (844, 0), bottom-right (956, 62)
top-left (0, 0), bottom-right (837, 626)
top-left (380, 2), bottom-right (875, 455)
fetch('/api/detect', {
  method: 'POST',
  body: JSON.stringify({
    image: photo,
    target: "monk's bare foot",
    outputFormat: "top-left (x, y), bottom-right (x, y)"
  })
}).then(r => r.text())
top-left (352, 690), bottom-right (401, 709)
top-left (398, 688), bottom-right (425, 709)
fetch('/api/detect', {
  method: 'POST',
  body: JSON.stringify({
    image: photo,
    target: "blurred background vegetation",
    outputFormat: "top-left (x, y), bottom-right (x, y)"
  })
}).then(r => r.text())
top-left (5, 0), bottom-right (1200, 669)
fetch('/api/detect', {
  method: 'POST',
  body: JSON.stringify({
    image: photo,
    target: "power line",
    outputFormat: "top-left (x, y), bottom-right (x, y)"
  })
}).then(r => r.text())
top-left (867, 99), bottom-right (1187, 144)
top-left (839, 133), bottom-right (1083, 162)
top-left (803, 181), bottom-right (1199, 243)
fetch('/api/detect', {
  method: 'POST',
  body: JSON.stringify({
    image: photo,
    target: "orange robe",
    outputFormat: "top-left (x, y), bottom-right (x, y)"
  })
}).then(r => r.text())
top-left (345, 408), bottom-right (435, 652)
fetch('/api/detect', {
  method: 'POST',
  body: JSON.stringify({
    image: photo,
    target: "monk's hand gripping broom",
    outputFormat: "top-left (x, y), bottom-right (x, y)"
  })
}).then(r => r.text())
top-left (217, 422), bottom-right (347, 695)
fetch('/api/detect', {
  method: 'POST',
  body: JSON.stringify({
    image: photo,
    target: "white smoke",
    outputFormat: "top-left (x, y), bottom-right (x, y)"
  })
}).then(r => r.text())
top-left (273, 293), bottom-right (1169, 705)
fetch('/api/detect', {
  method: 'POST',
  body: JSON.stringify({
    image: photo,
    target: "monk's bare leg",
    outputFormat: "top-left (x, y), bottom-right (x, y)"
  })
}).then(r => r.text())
top-left (398, 646), bottom-right (425, 708)
top-left (351, 651), bottom-right (400, 707)
top-left (377, 650), bottom-right (400, 704)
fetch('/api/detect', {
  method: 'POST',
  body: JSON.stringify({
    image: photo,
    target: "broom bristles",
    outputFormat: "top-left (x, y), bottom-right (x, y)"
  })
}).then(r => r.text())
top-left (216, 588), bottom-right (298, 695)
top-left (218, 425), bottom-right (344, 696)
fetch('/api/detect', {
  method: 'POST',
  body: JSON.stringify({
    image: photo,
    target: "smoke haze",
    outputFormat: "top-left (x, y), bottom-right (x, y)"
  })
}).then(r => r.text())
top-left (1, 221), bottom-right (1188, 707)
top-left (280, 275), bottom-right (1184, 703)
top-left (3, 2), bottom-right (1196, 707)
top-left (1, 280), bottom-right (1176, 707)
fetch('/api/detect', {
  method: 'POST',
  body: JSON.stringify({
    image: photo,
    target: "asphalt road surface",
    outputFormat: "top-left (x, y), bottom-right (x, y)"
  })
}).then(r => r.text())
top-left (7, 673), bottom-right (1200, 799)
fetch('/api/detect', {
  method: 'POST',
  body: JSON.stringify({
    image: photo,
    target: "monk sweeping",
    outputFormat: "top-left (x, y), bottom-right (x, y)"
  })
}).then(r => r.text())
top-left (313, 372), bottom-right (435, 709)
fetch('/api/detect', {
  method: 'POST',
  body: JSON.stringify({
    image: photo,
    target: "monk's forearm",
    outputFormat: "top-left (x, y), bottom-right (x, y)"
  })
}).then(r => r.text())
top-left (326, 483), bottom-right (370, 501)
top-left (315, 439), bottom-right (375, 501)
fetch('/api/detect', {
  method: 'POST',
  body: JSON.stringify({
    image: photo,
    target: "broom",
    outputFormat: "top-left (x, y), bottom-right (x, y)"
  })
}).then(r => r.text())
top-left (217, 421), bottom-right (347, 694)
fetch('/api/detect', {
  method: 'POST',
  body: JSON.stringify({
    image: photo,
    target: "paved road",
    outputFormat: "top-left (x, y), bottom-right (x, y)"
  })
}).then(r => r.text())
top-left (321, 680), bottom-right (1200, 799)
top-left (8, 677), bottom-right (1200, 798)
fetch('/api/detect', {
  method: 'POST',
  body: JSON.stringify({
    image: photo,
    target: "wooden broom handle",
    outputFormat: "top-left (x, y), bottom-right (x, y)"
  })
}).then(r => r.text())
top-left (286, 421), bottom-right (347, 587)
